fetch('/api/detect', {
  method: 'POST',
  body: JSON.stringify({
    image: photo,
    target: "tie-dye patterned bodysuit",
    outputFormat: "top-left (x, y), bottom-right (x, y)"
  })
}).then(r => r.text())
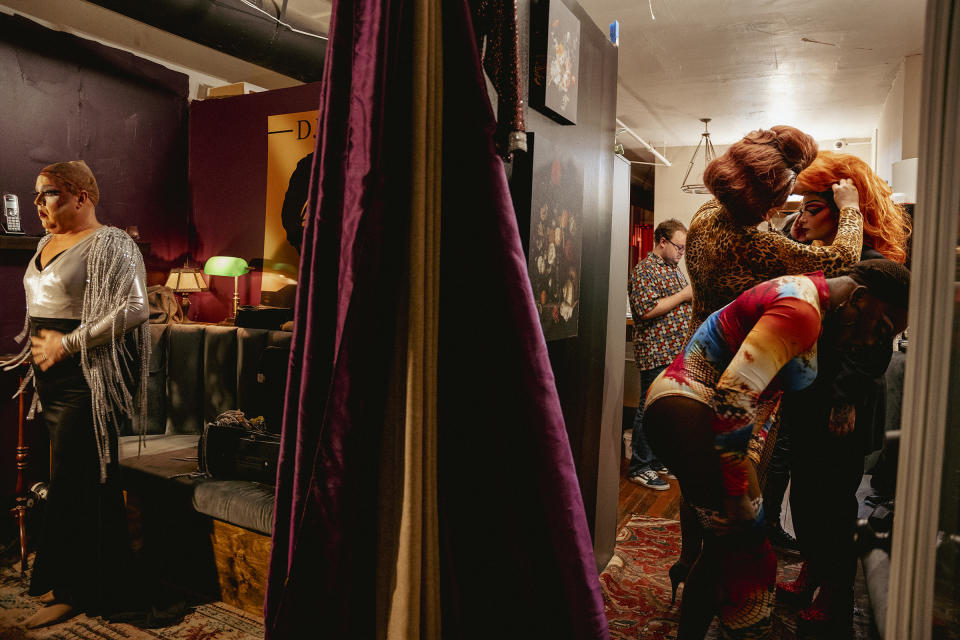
top-left (645, 272), bottom-right (830, 639)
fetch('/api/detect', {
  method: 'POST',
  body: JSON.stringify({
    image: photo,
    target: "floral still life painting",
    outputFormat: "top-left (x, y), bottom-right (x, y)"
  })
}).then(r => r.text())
top-left (526, 132), bottom-right (582, 340)
top-left (530, 0), bottom-right (580, 125)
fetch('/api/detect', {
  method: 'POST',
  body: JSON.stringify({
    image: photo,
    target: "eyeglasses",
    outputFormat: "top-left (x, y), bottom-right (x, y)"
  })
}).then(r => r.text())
top-left (667, 239), bottom-right (685, 254)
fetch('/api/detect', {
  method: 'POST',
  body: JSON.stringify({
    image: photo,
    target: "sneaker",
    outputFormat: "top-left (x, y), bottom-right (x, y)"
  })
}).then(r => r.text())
top-left (629, 469), bottom-right (670, 491)
top-left (650, 461), bottom-right (676, 479)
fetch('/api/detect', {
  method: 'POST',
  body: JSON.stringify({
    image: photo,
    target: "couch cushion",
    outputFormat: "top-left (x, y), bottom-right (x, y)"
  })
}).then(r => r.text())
top-left (166, 325), bottom-right (207, 434)
top-left (237, 328), bottom-right (292, 433)
top-left (203, 326), bottom-right (239, 423)
top-left (144, 324), bottom-right (169, 435)
top-left (192, 480), bottom-right (275, 536)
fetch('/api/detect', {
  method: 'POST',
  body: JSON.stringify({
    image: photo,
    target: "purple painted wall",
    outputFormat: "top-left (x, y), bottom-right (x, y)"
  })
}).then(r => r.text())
top-left (0, 11), bottom-right (320, 534)
top-left (187, 83), bottom-right (322, 323)
top-left (0, 13), bottom-right (189, 518)
top-left (0, 13), bottom-right (190, 353)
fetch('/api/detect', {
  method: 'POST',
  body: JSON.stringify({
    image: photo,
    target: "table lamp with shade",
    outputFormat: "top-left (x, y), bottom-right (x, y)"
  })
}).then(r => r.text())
top-left (203, 256), bottom-right (250, 323)
top-left (165, 262), bottom-right (207, 319)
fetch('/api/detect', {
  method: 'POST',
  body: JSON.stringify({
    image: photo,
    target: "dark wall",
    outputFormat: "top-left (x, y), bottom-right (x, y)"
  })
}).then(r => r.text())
top-left (511, 1), bottom-right (619, 538)
top-left (187, 83), bottom-right (322, 322)
top-left (0, 13), bottom-right (191, 352)
top-left (631, 183), bottom-right (654, 211)
top-left (0, 14), bottom-right (190, 521)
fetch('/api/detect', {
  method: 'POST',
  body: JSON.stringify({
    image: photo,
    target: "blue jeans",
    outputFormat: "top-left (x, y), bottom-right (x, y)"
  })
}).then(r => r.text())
top-left (629, 364), bottom-right (667, 477)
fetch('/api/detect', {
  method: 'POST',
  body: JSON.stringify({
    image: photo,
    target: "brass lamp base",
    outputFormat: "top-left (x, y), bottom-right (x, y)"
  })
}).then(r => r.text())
top-left (180, 292), bottom-right (192, 319)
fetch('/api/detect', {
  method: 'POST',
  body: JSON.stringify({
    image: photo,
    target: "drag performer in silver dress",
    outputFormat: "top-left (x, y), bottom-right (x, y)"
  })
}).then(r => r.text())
top-left (2, 161), bottom-right (149, 628)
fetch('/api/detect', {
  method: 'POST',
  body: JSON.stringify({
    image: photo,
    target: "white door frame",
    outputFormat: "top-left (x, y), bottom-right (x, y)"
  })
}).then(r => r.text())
top-left (886, 0), bottom-right (960, 637)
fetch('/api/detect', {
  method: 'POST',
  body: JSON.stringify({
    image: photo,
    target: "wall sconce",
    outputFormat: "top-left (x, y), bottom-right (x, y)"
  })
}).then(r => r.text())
top-left (165, 262), bottom-right (207, 318)
top-left (203, 256), bottom-right (250, 323)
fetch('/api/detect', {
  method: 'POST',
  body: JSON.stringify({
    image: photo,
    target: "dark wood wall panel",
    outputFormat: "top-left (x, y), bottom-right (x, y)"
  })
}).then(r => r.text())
top-left (512, 0), bottom-right (619, 542)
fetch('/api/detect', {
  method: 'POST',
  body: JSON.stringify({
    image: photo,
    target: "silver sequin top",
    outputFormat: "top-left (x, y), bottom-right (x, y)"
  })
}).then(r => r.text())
top-left (24, 229), bottom-right (148, 355)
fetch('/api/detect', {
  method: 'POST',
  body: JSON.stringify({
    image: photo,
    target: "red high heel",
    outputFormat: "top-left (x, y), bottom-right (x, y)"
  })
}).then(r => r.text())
top-left (797, 585), bottom-right (854, 638)
top-left (775, 561), bottom-right (817, 607)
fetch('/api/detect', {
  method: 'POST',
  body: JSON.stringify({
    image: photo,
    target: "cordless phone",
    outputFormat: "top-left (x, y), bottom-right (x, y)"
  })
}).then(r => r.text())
top-left (2, 193), bottom-right (24, 234)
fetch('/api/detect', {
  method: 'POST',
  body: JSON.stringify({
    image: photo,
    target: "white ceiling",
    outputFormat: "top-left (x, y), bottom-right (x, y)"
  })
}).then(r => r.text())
top-left (579, 0), bottom-right (926, 154)
top-left (6, 0), bottom-right (925, 156)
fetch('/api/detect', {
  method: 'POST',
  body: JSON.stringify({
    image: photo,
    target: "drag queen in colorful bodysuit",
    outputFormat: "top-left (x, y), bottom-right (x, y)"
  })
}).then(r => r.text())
top-left (643, 261), bottom-right (909, 639)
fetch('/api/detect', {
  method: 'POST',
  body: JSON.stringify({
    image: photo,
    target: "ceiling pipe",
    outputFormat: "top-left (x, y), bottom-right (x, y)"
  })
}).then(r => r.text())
top-left (84, 0), bottom-right (326, 83)
top-left (616, 119), bottom-right (672, 167)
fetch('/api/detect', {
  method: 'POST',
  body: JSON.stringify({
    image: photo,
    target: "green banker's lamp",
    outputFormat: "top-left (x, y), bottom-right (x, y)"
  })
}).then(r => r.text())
top-left (203, 256), bottom-right (249, 323)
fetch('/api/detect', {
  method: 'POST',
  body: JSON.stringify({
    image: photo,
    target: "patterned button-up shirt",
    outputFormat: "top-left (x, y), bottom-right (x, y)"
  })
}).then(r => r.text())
top-left (629, 251), bottom-right (692, 371)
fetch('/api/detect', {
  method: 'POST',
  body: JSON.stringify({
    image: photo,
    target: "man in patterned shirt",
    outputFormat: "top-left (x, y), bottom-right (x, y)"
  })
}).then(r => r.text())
top-left (627, 219), bottom-right (692, 490)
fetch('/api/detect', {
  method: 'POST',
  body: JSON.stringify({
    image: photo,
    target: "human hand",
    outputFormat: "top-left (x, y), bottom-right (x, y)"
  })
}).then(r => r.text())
top-left (30, 330), bottom-right (66, 372)
top-left (829, 404), bottom-right (856, 436)
top-left (832, 178), bottom-right (860, 211)
top-left (679, 285), bottom-right (693, 303)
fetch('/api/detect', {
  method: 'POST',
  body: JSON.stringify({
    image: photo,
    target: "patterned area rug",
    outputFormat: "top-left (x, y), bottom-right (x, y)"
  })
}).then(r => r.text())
top-left (600, 515), bottom-right (879, 639)
top-left (0, 556), bottom-right (264, 640)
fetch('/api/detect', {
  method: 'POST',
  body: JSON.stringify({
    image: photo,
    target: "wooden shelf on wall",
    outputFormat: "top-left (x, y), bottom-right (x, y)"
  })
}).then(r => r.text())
top-left (0, 235), bottom-right (150, 255)
top-left (0, 235), bottom-right (42, 251)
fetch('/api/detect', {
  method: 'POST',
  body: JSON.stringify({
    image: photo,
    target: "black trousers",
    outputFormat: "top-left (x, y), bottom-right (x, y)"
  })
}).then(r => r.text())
top-left (28, 318), bottom-right (136, 616)
top-left (783, 390), bottom-right (864, 608)
top-left (762, 421), bottom-right (791, 527)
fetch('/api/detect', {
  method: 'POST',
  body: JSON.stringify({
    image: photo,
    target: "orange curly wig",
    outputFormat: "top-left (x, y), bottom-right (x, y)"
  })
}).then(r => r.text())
top-left (794, 151), bottom-right (911, 263)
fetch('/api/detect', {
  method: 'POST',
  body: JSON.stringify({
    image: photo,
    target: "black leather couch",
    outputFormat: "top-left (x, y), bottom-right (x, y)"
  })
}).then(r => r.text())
top-left (118, 323), bottom-right (290, 536)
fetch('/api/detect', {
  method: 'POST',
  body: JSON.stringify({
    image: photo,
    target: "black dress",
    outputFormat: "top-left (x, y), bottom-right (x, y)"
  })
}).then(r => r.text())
top-left (27, 317), bottom-right (138, 616)
top-left (784, 247), bottom-right (891, 612)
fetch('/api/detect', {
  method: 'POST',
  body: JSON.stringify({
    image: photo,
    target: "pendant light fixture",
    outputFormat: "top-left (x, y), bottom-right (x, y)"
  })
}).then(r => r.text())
top-left (680, 118), bottom-right (717, 194)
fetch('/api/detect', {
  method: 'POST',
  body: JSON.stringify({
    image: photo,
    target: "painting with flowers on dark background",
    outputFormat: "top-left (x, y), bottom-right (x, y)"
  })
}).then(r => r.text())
top-left (530, 0), bottom-right (580, 125)
top-left (526, 132), bottom-right (582, 341)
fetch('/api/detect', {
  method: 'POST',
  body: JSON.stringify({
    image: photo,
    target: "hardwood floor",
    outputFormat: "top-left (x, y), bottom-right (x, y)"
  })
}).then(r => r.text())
top-left (616, 454), bottom-right (681, 533)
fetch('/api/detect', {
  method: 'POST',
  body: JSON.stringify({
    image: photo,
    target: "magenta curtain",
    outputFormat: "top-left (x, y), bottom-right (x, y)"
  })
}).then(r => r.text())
top-left (263, 0), bottom-right (414, 635)
top-left (266, 0), bottom-right (609, 636)
top-left (435, 4), bottom-right (608, 639)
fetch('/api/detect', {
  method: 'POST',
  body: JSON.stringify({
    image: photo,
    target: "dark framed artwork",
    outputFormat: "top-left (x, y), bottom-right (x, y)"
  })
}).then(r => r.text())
top-left (530, 0), bottom-right (580, 125)
top-left (523, 132), bottom-right (583, 341)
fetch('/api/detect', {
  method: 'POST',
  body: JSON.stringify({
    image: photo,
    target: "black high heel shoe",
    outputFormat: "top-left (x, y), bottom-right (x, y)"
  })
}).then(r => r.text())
top-left (668, 561), bottom-right (690, 605)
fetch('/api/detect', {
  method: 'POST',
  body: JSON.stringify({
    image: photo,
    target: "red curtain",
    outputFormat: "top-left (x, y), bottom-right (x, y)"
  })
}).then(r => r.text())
top-left (630, 222), bottom-right (653, 267)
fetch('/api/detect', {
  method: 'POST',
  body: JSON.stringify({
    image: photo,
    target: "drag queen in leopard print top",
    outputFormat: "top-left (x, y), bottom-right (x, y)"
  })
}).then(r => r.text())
top-left (686, 126), bottom-right (864, 330)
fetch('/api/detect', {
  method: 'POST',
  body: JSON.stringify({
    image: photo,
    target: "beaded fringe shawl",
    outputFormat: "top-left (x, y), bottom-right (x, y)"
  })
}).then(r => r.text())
top-left (2, 227), bottom-right (150, 482)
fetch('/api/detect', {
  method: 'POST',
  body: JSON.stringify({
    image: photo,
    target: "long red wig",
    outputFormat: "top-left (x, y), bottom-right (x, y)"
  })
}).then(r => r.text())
top-left (703, 125), bottom-right (819, 226)
top-left (795, 151), bottom-right (911, 263)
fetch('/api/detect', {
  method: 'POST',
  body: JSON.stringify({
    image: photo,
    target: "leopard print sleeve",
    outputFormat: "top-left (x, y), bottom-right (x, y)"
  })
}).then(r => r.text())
top-left (741, 207), bottom-right (863, 277)
top-left (686, 202), bottom-right (864, 332)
